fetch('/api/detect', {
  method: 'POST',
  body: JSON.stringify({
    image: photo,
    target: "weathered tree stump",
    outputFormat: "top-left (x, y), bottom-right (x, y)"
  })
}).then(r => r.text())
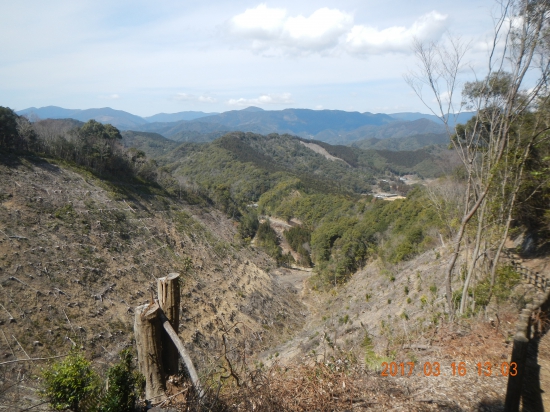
top-left (157, 273), bottom-right (180, 375)
top-left (135, 273), bottom-right (203, 401)
top-left (134, 302), bottom-right (166, 401)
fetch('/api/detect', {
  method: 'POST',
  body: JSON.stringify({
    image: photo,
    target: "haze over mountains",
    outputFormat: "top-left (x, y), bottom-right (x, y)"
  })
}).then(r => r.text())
top-left (17, 105), bottom-right (475, 148)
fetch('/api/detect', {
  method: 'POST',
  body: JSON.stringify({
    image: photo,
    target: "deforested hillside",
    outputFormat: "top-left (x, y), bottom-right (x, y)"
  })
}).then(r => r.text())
top-left (0, 153), bottom-right (305, 409)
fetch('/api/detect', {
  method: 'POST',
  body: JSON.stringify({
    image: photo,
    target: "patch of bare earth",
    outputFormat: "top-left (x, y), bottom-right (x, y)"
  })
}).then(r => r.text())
top-left (299, 141), bottom-right (350, 165)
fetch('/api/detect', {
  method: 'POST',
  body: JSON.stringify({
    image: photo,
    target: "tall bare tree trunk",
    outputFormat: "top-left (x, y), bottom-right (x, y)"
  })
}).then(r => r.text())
top-left (460, 199), bottom-right (487, 314)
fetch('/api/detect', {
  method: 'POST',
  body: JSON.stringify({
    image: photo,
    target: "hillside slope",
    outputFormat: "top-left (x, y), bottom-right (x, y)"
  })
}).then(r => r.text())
top-left (0, 154), bottom-right (305, 407)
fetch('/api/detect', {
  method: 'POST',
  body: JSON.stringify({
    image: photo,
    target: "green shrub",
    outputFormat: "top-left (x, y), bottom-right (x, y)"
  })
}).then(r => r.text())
top-left (474, 265), bottom-right (521, 307)
top-left (420, 295), bottom-right (428, 308)
top-left (256, 220), bottom-right (284, 262)
top-left (41, 350), bottom-right (100, 412)
top-left (238, 210), bottom-right (259, 240)
top-left (98, 349), bottom-right (144, 412)
top-left (338, 314), bottom-right (350, 324)
top-left (41, 349), bottom-right (144, 412)
top-left (361, 332), bottom-right (389, 370)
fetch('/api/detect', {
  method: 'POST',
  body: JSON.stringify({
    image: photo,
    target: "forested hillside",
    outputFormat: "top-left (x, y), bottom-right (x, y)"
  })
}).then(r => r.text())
top-left (133, 131), bottom-right (459, 287)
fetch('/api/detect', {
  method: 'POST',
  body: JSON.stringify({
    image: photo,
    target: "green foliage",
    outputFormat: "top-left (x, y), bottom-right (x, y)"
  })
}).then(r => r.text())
top-left (0, 107), bottom-right (21, 150)
top-left (150, 132), bottom-right (445, 287)
top-left (41, 349), bottom-right (144, 412)
top-left (273, 186), bottom-right (441, 288)
top-left (420, 295), bottom-right (428, 308)
top-left (257, 220), bottom-right (279, 246)
top-left (338, 314), bottom-right (350, 324)
top-left (40, 350), bottom-right (100, 412)
top-left (256, 220), bottom-right (283, 263)
top-left (98, 349), bottom-right (144, 412)
top-left (283, 225), bottom-right (312, 267)
top-left (54, 203), bottom-right (76, 220)
top-left (474, 265), bottom-right (521, 307)
top-left (0, 107), bottom-right (37, 152)
top-left (80, 120), bottom-right (122, 141)
top-left (353, 133), bottom-right (448, 152)
top-left (361, 332), bottom-right (389, 370)
top-left (238, 210), bottom-right (259, 240)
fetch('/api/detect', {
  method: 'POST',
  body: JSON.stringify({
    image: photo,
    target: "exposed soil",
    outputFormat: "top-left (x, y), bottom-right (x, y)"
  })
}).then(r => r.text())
top-left (299, 141), bottom-right (350, 165)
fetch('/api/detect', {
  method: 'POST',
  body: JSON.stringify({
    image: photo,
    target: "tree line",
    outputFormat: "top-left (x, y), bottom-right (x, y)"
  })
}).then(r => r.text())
top-left (0, 107), bottom-right (159, 182)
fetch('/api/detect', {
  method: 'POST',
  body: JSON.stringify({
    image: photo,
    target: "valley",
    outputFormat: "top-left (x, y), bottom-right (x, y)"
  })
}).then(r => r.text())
top-left (0, 105), bottom-right (549, 411)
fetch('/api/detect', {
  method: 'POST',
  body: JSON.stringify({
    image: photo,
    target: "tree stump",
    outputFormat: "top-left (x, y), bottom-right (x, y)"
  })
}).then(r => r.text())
top-left (157, 273), bottom-right (180, 375)
top-left (134, 302), bottom-right (166, 401)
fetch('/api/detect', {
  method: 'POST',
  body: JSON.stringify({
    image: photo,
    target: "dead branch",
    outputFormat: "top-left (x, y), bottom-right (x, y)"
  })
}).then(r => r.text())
top-left (12, 335), bottom-right (30, 359)
top-left (0, 354), bottom-right (68, 366)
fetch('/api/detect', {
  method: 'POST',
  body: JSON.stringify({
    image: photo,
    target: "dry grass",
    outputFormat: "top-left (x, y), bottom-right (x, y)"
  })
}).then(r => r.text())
top-left (154, 361), bottom-right (463, 412)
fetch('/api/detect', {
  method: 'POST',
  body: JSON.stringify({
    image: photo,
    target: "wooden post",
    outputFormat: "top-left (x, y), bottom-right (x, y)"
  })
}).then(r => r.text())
top-left (157, 273), bottom-right (180, 375)
top-left (134, 302), bottom-right (166, 401)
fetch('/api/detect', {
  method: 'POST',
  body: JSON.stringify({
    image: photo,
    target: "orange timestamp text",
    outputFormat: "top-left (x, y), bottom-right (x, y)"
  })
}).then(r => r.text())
top-left (380, 361), bottom-right (518, 377)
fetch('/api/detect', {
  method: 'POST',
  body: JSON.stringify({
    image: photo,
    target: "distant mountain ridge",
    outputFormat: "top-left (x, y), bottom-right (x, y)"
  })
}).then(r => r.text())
top-left (16, 105), bottom-right (475, 148)
top-left (17, 106), bottom-right (148, 129)
top-left (389, 111), bottom-right (475, 127)
top-left (144, 111), bottom-right (219, 123)
top-left (16, 106), bottom-right (216, 129)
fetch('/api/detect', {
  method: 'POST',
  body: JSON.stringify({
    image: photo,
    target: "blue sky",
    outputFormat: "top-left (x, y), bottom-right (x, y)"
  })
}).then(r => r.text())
top-left (1, 0), bottom-right (500, 117)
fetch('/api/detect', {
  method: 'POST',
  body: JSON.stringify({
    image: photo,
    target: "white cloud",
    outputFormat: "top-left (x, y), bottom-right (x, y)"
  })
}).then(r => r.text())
top-left (283, 8), bottom-right (352, 53)
top-left (226, 5), bottom-right (352, 56)
top-left (345, 11), bottom-right (448, 55)
top-left (228, 4), bottom-right (287, 40)
top-left (227, 93), bottom-right (293, 106)
top-left (173, 93), bottom-right (217, 103)
top-left (226, 6), bottom-right (448, 56)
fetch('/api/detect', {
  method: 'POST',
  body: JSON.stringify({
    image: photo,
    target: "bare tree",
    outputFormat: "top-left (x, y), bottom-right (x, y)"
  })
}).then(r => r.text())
top-left (406, 0), bottom-right (550, 315)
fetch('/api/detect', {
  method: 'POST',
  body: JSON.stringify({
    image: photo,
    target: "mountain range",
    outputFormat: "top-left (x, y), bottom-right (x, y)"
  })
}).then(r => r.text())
top-left (16, 105), bottom-right (475, 147)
